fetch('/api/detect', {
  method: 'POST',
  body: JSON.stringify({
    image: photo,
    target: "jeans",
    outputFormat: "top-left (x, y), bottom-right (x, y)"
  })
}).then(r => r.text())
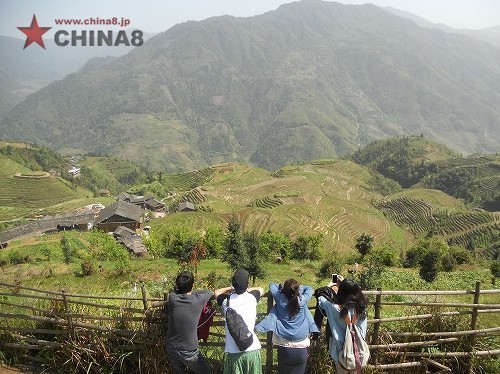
top-left (166, 347), bottom-right (211, 374)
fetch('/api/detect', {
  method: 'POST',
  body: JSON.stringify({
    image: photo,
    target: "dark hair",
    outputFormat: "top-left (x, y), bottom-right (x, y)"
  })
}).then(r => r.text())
top-left (175, 271), bottom-right (194, 294)
top-left (281, 278), bottom-right (300, 317)
top-left (337, 279), bottom-right (368, 319)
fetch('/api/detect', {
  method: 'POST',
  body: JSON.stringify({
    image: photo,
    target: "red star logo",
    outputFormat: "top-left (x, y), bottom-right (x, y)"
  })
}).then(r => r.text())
top-left (17, 14), bottom-right (52, 49)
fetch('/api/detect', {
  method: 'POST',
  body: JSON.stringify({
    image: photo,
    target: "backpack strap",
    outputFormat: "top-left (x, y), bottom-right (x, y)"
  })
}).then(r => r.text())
top-left (341, 307), bottom-right (362, 374)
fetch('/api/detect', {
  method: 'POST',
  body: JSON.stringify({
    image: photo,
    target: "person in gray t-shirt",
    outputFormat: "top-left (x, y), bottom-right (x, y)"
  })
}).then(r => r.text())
top-left (166, 271), bottom-right (213, 374)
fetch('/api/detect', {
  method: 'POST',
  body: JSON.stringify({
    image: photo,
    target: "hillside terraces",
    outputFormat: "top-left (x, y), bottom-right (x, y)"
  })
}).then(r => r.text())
top-left (375, 197), bottom-right (436, 236)
top-left (247, 196), bottom-right (283, 209)
top-left (375, 197), bottom-right (500, 254)
top-left (448, 223), bottom-right (500, 253)
top-left (433, 212), bottom-right (494, 236)
top-left (169, 188), bottom-right (207, 212)
top-left (0, 177), bottom-right (81, 209)
top-left (477, 176), bottom-right (500, 198)
top-left (162, 167), bottom-right (216, 190)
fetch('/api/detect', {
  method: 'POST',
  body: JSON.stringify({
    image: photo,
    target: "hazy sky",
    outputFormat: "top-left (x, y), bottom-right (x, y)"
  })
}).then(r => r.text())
top-left (2, 0), bottom-right (500, 39)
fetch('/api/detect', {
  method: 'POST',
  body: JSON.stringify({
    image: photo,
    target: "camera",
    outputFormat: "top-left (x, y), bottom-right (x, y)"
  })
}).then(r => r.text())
top-left (331, 273), bottom-right (338, 283)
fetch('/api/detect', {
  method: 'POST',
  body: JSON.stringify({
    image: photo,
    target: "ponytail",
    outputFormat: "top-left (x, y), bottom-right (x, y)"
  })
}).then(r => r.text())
top-left (282, 278), bottom-right (300, 317)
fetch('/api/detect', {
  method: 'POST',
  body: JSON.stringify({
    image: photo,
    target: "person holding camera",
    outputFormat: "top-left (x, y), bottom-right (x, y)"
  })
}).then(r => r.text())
top-left (318, 275), bottom-right (368, 374)
top-left (255, 278), bottom-right (319, 374)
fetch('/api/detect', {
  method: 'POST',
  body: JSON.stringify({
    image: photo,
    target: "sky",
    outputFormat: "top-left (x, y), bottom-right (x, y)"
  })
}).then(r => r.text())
top-left (1, 0), bottom-right (500, 39)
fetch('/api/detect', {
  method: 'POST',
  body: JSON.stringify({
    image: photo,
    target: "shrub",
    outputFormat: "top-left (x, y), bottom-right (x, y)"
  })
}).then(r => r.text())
top-left (449, 246), bottom-right (473, 265)
top-left (441, 252), bottom-right (457, 272)
top-left (317, 254), bottom-right (343, 279)
top-left (368, 245), bottom-right (399, 267)
top-left (8, 250), bottom-right (32, 265)
top-left (419, 248), bottom-right (441, 282)
top-left (358, 255), bottom-right (385, 290)
top-left (80, 256), bottom-right (96, 276)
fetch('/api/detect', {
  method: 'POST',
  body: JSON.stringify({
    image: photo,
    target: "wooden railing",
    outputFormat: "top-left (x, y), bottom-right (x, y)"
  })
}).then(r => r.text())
top-left (0, 281), bottom-right (499, 373)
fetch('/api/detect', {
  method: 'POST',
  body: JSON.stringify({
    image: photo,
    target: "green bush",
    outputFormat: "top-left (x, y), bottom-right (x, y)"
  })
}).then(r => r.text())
top-left (8, 250), bottom-right (32, 265)
top-left (368, 245), bottom-right (399, 267)
top-left (317, 254), bottom-right (343, 279)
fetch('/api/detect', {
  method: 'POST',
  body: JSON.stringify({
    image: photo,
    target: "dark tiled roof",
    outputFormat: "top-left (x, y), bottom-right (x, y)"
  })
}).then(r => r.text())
top-left (179, 201), bottom-right (195, 211)
top-left (96, 201), bottom-right (142, 223)
top-left (121, 236), bottom-right (147, 254)
top-left (145, 198), bottom-right (165, 209)
top-left (114, 225), bottom-right (137, 238)
top-left (116, 192), bottom-right (131, 201)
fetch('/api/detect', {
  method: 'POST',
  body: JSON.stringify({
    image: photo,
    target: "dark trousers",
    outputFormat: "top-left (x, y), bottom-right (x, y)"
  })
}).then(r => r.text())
top-left (166, 347), bottom-right (211, 374)
top-left (277, 346), bottom-right (308, 374)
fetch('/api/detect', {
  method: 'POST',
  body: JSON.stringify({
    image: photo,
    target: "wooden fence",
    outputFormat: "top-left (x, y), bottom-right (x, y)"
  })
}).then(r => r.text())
top-left (0, 281), bottom-right (499, 373)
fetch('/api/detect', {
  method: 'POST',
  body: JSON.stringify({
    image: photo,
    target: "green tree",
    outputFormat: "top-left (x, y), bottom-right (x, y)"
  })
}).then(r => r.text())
top-left (40, 245), bottom-right (52, 262)
top-left (291, 234), bottom-right (323, 261)
top-left (404, 238), bottom-right (448, 268)
top-left (223, 216), bottom-right (247, 270)
top-left (60, 234), bottom-right (74, 264)
top-left (355, 233), bottom-right (374, 258)
top-left (259, 231), bottom-right (292, 262)
top-left (419, 248), bottom-right (441, 282)
top-left (142, 234), bottom-right (163, 259)
top-left (203, 226), bottom-right (225, 259)
top-left (244, 230), bottom-right (265, 284)
top-left (358, 254), bottom-right (385, 290)
top-left (163, 227), bottom-right (196, 259)
top-left (491, 260), bottom-right (500, 286)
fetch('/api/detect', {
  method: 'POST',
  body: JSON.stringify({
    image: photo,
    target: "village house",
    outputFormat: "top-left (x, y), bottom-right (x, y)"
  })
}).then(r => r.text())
top-left (178, 201), bottom-right (196, 212)
top-left (95, 201), bottom-right (143, 232)
top-left (113, 226), bottom-right (147, 257)
top-left (68, 166), bottom-right (80, 176)
top-left (117, 192), bottom-right (165, 212)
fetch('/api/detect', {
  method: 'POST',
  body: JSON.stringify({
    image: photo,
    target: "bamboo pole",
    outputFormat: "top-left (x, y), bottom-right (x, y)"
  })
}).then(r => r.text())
top-left (402, 350), bottom-right (500, 358)
top-left (366, 362), bottom-right (421, 370)
top-left (371, 287), bottom-right (382, 364)
top-left (61, 290), bottom-right (74, 339)
top-left (467, 281), bottom-right (481, 374)
top-left (390, 326), bottom-right (500, 338)
top-left (369, 337), bottom-right (459, 349)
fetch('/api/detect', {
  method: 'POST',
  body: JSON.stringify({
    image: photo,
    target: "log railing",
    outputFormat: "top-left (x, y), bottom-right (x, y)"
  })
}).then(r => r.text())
top-left (0, 281), bottom-right (499, 373)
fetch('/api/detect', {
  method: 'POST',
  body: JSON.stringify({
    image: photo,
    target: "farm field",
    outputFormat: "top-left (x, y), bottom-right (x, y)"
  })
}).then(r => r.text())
top-left (151, 161), bottom-right (412, 252)
top-left (0, 155), bottom-right (93, 222)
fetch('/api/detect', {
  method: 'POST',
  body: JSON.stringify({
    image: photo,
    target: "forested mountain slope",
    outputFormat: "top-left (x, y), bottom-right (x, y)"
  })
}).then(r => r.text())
top-left (1, 1), bottom-right (500, 171)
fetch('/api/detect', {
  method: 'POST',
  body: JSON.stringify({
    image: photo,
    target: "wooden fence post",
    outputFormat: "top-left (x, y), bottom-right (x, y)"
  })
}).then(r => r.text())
top-left (265, 294), bottom-right (274, 374)
top-left (370, 287), bottom-right (382, 365)
top-left (61, 290), bottom-right (74, 339)
top-left (466, 281), bottom-right (481, 374)
top-left (141, 283), bottom-right (149, 311)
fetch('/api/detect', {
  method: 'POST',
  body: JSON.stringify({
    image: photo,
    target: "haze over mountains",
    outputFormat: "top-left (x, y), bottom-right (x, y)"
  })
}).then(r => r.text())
top-left (1, 0), bottom-right (500, 172)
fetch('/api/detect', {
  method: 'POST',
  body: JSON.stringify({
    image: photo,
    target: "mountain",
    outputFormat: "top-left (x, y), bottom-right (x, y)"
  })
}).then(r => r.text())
top-left (0, 32), bottom-right (153, 119)
top-left (384, 7), bottom-right (500, 48)
top-left (2, 0), bottom-right (500, 171)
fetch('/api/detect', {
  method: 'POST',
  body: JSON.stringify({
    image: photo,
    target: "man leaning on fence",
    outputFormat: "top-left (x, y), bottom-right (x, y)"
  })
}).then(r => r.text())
top-left (166, 271), bottom-right (213, 374)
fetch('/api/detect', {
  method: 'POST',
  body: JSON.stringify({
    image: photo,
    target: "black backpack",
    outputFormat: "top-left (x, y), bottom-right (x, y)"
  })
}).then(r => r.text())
top-left (225, 294), bottom-right (254, 351)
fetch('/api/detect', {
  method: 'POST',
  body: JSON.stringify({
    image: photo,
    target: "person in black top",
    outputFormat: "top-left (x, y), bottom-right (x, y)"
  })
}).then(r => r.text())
top-left (166, 271), bottom-right (213, 374)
